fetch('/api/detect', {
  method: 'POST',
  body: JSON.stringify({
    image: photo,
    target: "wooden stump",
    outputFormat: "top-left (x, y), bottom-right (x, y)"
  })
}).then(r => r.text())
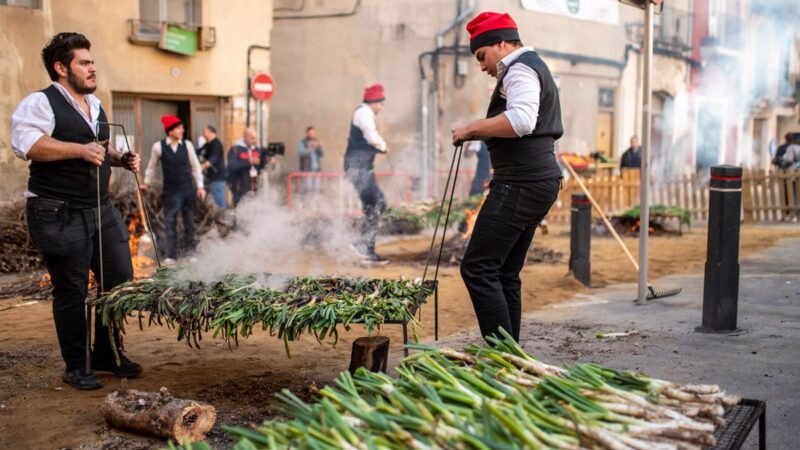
top-left (349, 336), bottom-right (390, 374)
top-left (102, 387), bottom-right (216, 443)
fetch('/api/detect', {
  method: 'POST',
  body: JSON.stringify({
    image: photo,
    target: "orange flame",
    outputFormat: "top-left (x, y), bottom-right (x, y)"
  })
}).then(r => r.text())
top-left (38, 273), bottom-right (51, 288)
top-left (36, 215), bottom-right (152, 292)
top-left (127, 213), bottom-right (155, 279)
top-left (460, 196), bottom-right (487, 239)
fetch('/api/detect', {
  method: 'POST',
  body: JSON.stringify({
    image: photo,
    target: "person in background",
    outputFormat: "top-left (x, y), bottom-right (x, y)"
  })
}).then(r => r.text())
top-left (779, 134), bottom-right (800, 222)
top-left (344, 84), bottom-right (390, 265)
top-left (467, 140), bottom-right (492, 196)
top-left (773, 133), bottom-right (794, 170)
top-left (227, 127), bottom-right (268, 207)
top-left (143, 114), bottom-right (206, 265)
top-left (619, 135), bottom-right (642, 169)
top-left (198, 125), bottom-right (227, 209)
top-left (10, 32), bottom-right (142, 389)
top-left (297, 125), bottom-right (324, 202)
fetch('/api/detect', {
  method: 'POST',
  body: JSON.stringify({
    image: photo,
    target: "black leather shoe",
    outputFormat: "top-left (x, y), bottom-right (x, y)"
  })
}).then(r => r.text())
top-left (93, 354), bottom-right (143, 379)
top-left (62, 369), bottom-right (103, 390)
top-left (362, 252), bottom-right (390, 265)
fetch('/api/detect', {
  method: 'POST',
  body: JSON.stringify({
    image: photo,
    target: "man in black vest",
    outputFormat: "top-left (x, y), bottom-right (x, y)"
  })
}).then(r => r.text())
top-left (10, 32), bottom-right (142, 389)
top-left (199, 125), bottom-right (227, 209)
top-left (143, 115), bottom-right (206, 264)
top-left (452, 12), bottom-right (563, 342)
top-left (344, 84), bottom-right (390, 265)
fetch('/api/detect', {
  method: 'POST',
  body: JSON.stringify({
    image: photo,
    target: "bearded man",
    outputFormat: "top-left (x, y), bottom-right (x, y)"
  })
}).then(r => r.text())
top-left (10, 32), bottom-right (143, 390)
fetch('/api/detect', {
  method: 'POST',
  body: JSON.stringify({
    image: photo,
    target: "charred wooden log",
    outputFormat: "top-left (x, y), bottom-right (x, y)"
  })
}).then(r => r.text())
top-left (102, 387), bottom-right (216, 443)
top-left (349, 336), bottom-right (390, 374)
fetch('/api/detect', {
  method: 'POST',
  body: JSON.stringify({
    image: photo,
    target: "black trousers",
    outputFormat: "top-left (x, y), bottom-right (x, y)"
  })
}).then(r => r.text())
top-left (163, 189), bottom-right (196, 259)
top-left (231, 186), bottom-right (249, 208)
top-left (460, 178), bottom-right (560, 342)
top-left (26, 198), bottom-right (133, 371)
top-left (347, 169), bottom-right (387, 253)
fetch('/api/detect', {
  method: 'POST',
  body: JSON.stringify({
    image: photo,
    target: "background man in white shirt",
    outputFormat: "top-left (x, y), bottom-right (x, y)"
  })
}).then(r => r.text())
top-left (344, 84), bottom-right (390, 265)
top-left (142, 114), bottom-right (205, 264)
top-left (452, 12), bottom-right (564, 343)
top-left (9, 32), bottom-right (142, 389)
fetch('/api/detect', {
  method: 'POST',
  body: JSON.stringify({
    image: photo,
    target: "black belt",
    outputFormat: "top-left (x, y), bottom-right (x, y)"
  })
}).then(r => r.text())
top-left (27, 196), bottom-right (108, 232)
top-left (27, 196), bottom-right (105, 210)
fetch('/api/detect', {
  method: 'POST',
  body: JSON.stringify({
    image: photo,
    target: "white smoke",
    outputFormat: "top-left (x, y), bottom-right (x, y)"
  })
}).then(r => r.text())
top-left (175, 182), bottom-right (361, 283)
top-left (650, 1), bottom-right (799, 183)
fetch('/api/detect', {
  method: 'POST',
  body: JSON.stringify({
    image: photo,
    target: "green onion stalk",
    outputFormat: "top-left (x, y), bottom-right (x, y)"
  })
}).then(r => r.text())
top-left (94, 267), bottom-right (434, 361)
top-left (202, 328), bottom-right (739, 450)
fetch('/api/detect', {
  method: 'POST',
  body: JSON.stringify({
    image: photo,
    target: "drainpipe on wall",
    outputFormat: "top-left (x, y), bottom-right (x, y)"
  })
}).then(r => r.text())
top-left (274, 0), bottom-right (361, 20)
top-left (435, 0), bottom-right (475, 49)
top-left (419, 0), bottom-right (476, 199)
top-left (421, 76), bottom-right (430, 197)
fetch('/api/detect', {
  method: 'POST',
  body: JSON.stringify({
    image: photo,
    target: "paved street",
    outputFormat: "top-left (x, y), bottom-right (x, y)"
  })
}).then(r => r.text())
top-left (440, 233), bottom-right (800, 449)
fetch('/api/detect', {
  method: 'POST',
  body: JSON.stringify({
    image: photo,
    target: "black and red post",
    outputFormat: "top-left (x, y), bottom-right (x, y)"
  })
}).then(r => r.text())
top-left (569, 193), bottom-right (592, 287)
top-left (701, 165), bottom-right (743, 332)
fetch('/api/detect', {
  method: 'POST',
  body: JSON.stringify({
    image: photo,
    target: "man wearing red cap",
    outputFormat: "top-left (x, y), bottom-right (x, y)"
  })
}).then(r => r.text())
top-left (452, 12), bottom-right (563, 342)
top-left (344, 84), bottom-right (390, 264)
top-left (143, 114), bottom-right (205, 264)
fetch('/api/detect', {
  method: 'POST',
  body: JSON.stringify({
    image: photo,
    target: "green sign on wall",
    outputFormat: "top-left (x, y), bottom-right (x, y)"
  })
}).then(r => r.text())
top-left (159, 24), bottom-right (197, 56)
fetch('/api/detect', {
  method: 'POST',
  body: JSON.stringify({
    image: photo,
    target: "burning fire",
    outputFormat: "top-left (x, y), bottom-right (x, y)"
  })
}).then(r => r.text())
top-left (632, 220), bottom-right (655, 235)
top-left (459, 195), bottom-right (548, 239)
top-left (38, 272), bottom-right (96, 289)
top-left (460, 196), bottom-right (486, 239)
top-left (127, 214), bottom-right (156, 279)
top-left (34, 215), bottom-right (153, 294)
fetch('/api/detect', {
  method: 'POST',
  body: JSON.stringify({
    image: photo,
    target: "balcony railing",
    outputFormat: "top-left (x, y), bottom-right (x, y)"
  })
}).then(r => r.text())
top-left (127, 19), bottom-right (216, 50)
top-left (653, 6), bottom-right (692, 54)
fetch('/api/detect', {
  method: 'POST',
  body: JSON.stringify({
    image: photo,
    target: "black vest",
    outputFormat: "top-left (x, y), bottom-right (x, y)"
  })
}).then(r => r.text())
top-left (160, 139), bottom-right (195, 192)
top-left (344, 105), bottom-right (378, 171)
top-left (28, 85), bottom-right (110, 206)
top-left (486, 51), bottom-right (563, 183)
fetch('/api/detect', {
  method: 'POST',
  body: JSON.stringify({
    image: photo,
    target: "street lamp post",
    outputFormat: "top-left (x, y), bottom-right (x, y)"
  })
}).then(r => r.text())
top-left (637, 1), bottom-right (655, 305)
top-left (620, 0), bottom-right (661, 304)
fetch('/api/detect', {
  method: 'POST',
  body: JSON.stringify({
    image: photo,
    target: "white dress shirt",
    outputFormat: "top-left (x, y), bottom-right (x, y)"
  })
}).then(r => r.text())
top-left (10, 82), bottom-right (102, 161)
top-left (144, 138), bottom-right (204, 189)
top-left (496, 46), bottom-right (541, 137)
top-left (783, 144), bottom-right (800, 168)
top-left (352, 104), bottom-right (387, 152)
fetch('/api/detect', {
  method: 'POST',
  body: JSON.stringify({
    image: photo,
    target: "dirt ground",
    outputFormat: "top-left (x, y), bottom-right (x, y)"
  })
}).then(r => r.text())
top-left (0, 223), bottom-right (798, 449)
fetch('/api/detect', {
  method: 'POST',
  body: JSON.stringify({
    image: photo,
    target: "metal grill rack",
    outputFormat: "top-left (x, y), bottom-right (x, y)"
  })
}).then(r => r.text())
top-left (380, 280), bottom-right (438, 356)
top-left (712, 398), bottom-right (766, 450)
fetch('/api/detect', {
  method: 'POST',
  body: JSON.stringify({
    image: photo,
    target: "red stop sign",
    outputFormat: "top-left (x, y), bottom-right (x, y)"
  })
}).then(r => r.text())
top-left (251, 73), bottom-right (274, 101)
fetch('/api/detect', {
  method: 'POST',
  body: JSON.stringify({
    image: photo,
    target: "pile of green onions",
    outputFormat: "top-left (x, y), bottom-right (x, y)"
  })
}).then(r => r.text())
top-left (194, 329), bottom-right (739, 450)
top-left (94, 268), bottom-right (434, 357)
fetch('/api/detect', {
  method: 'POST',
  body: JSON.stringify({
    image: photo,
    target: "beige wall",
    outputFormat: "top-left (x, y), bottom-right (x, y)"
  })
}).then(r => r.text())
top-left (0, 5), bottom-right (51, 203)
top-left (269, 0), bottom-right (459, 174)
top-left (268, 0), bottom-right (691, 182)
top-left (0, 0), bottom-right (273, 202)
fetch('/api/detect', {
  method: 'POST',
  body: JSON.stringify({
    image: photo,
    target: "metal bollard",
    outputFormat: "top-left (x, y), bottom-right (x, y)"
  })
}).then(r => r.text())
top-left (569, 193), bottom-right (592, 287)
top-left (700, 165), bottom-right (742, 332)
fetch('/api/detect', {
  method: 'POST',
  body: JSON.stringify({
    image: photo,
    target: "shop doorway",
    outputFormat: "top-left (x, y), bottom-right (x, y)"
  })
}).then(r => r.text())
top-left (595, 111), bottom-right (613, 156)
top-left (111, 93), bottom-right (223, 190)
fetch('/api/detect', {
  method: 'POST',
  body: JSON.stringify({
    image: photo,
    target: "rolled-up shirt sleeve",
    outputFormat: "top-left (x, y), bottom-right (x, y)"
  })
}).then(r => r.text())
top-left (10, 92), bottom-right (55, 161)
top-left (144, 142), bottom-right (162, 186)
top-left (502, 64), bottom-right (541, 137)
top-left (353, 105), bottom-right (387, 152)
